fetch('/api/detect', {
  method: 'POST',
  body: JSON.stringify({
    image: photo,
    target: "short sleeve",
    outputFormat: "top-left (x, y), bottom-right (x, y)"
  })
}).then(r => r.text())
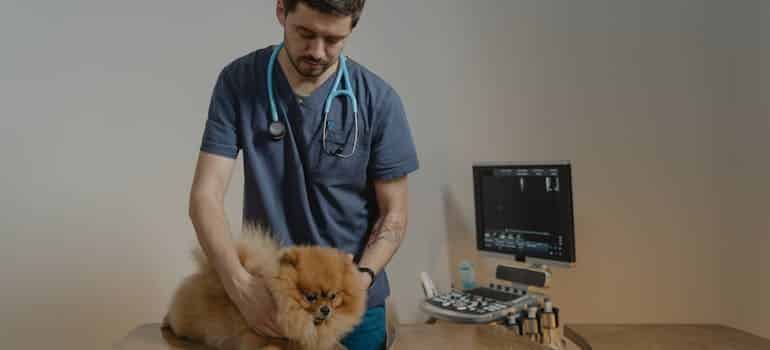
top-left (199, 67), bottom-right (241, 159)
top-left (369, 88), bottom-right (419, 180)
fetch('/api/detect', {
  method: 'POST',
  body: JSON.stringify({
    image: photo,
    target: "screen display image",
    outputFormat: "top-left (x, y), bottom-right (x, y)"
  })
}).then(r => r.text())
top-left (473, 162), bottom-right (576, 264)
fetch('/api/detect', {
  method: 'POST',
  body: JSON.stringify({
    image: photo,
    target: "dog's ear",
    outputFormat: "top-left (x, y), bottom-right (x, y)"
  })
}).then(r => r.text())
top-left (280, 250), bottom-right (298, 267)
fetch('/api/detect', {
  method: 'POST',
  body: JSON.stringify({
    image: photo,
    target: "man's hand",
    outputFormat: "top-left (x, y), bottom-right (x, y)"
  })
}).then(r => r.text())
top-left (228, 268), bottom-right (283, 337)
top-left (189, 152), bottom-right (281, 335)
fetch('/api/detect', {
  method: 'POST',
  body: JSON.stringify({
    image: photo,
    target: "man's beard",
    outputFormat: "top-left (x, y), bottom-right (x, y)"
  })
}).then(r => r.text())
top-left (285, 46), bottom-right (334, 78)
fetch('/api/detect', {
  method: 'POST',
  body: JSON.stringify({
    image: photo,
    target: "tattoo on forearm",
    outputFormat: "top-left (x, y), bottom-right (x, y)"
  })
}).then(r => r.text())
top-left (366, 221), bottom-right (405, 248)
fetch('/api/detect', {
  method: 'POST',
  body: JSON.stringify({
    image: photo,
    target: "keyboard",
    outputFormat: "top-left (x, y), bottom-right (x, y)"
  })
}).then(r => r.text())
top-left (465, 287), bottom-right (525, 302)
top-left (421, 288), bottom-right (535, 323)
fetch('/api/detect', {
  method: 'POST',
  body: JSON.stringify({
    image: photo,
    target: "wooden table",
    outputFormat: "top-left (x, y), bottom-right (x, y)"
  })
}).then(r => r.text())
top-left (564, 324), bottom-right (770, 350)
top-left (391, 323), bottom-right (550, 349)
top-left (114, 323), bottom-right (550, 350)
top-left (115, 323), bottom-right (770, 350)
top-left (115, 324), bottom-right (209, 350)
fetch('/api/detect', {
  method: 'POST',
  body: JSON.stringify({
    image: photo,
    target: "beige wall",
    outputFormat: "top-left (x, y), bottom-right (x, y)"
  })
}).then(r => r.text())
top-left (1, 1), bottom-right (767, 349)
top-left (434, 0), bottom-right (725, 325)
top-left (718, 0), bottom-right (770, 339)
top-left (761, 0), bottom-right (770, 339)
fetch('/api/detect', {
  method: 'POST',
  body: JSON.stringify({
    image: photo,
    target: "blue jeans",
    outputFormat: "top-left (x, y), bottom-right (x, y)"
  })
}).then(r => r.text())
top-left (340, 306), bottom-right (386, 350)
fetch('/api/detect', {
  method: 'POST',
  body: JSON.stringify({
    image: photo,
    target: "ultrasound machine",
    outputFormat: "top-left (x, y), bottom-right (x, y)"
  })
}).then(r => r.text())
top-left (420, 161), bottom-right (576, 328)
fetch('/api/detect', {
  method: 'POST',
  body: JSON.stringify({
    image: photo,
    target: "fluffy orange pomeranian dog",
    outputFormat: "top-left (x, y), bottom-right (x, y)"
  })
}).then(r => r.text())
top-left (163, 226), bottom-right (367, 350)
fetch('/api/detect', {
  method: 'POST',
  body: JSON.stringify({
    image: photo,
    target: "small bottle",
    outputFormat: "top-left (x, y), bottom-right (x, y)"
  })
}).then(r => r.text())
top-left (459, 260), bottom-right (476, 290)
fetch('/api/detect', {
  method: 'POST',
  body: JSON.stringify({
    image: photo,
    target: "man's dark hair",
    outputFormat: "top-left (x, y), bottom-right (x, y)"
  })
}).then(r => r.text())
top-left (284, 0), bottom-right (366, 27)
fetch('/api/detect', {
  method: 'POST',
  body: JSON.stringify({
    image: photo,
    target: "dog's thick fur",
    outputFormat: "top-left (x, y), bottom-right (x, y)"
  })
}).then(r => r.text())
top-left (163, 226), bottom-right (367, 350)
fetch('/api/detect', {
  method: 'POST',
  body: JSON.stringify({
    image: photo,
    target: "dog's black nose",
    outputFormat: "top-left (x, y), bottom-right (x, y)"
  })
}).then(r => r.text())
top-left (320, 306), bottom-right (330, 316)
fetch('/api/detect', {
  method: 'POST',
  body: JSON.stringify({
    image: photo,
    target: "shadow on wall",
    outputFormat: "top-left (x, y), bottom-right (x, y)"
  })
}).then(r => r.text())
top-left (441, 185), bottom-right (494, 287)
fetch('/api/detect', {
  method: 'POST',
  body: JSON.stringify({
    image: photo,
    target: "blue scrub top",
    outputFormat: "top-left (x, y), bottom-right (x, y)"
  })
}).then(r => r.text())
top-left (199, 45), bottom-right (419, 308)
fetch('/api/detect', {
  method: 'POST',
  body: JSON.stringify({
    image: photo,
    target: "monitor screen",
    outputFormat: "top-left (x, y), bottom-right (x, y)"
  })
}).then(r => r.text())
top-left (473, 162), bottom-right (576, 265)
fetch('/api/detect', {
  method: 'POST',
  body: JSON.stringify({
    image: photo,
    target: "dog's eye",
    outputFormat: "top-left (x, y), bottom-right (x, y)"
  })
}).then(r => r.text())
top-left (329, 293), bottom-right (336, 300)
top-left (305, 293), bottom-right (317, 303)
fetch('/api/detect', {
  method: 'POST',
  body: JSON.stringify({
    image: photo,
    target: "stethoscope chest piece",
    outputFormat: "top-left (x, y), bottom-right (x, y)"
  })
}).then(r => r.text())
top-left (269, 120), bottom-right (286, 140)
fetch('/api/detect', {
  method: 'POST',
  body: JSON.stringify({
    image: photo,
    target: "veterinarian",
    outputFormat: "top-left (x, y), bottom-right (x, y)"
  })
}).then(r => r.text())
top-left (188, 0), bottom-right (418, 349)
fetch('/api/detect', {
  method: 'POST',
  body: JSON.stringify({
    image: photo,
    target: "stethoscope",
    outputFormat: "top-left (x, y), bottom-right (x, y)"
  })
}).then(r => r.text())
top-left (266, 42), bottom-right (359, 158)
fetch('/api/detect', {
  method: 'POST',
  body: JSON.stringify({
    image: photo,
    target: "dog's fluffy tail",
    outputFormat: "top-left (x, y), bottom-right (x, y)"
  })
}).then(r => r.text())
top-left (191, 224), bottom-right (282, 276)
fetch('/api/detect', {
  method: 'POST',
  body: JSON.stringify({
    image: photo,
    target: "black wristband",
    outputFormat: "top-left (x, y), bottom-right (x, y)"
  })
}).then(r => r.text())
top-left (357, 266), bottom-right (376, 289)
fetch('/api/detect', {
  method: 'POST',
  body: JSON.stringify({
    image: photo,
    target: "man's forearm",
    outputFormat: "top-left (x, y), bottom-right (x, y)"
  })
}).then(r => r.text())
top-left (189, 192), bottom-right (245, 287)
top-left (357, 210), bottom-right (407, 277)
